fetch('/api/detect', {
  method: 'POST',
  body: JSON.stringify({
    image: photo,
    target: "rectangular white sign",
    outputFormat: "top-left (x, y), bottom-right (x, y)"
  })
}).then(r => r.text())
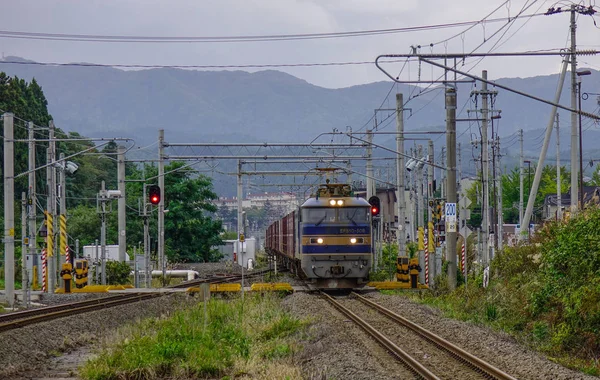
top-left (445, 202), bottom-right (457, 233)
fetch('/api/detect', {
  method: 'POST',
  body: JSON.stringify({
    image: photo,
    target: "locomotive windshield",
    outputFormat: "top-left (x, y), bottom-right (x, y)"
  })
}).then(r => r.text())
top-left (302, 207), bottom-right (369, 225)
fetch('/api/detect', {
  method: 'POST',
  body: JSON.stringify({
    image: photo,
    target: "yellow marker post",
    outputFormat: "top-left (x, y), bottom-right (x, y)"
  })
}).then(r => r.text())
top-left (46, 212), bottom-right (54, 257)
top-left (59, 214), bottom-right (67, 256)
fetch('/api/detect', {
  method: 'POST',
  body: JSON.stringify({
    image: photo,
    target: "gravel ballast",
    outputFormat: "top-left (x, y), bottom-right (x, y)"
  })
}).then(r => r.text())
top-left (281, 290), bottom-right (598, 380)
top-left (1, 263), bottom-right (596, 379)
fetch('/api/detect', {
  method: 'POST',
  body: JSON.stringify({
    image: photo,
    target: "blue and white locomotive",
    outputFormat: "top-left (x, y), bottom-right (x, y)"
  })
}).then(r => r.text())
top-left (265, 181), bottom-right (372, 289)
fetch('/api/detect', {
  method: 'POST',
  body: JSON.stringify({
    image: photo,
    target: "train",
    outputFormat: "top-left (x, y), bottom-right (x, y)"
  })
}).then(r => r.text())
top-left (265, 181), bottom-right (373, 289)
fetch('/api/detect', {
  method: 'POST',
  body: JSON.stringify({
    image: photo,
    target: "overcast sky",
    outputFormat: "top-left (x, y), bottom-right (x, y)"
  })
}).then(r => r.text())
top-left (1, 0), bottom-right (599, 88)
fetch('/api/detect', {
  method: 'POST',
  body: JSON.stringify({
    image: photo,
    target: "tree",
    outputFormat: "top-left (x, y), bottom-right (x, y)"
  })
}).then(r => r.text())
top-left (126, 162), bottom-right (223, 263)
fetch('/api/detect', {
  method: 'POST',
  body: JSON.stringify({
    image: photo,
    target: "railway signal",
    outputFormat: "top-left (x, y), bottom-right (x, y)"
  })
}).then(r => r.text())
top-left (368, 196), bottom-right (380, 217)
top-left (148, 185), bottom-right (161, 205)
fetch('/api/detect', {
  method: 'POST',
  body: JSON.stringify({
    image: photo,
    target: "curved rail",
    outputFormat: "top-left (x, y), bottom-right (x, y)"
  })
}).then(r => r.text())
top-left (0, 293), bottom-right (160, 333)
top-left (320, 291), bottom-right (440, 379)
top-left (352, 292), bottom-right (517, 380)
top-left (0, 294), bottom-right (137, 324)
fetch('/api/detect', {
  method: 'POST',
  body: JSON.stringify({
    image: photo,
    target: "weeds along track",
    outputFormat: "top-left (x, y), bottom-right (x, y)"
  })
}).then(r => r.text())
top-left (0, 268), bottom-right (274, 333)
top-left (320, 291), bottom-right (517, 380)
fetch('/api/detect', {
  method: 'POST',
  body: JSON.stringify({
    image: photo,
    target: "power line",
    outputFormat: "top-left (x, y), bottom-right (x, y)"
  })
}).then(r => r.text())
top-left (0, 14), bottom-right (548, 43)
top-left (0, 59), bottom-right (406, 69)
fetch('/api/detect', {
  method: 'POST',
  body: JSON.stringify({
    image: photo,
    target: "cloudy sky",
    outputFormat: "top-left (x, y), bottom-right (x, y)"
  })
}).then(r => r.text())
top-left (1, 0), bottom-right (599, 88)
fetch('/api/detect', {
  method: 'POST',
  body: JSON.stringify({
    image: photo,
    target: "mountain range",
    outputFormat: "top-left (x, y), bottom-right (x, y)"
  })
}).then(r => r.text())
top-left (2, 56), bottom-right (599, 194)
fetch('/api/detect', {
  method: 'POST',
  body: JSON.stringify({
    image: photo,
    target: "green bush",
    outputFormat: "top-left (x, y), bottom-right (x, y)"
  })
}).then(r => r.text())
top-left (105, 261), bottom-right (132, 285)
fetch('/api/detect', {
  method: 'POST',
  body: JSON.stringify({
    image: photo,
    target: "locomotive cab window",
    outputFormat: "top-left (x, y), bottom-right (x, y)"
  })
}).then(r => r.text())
top-left (302, 207), bottom-right (369, 224)
top-left (340, 207), bottom-right (369, 224)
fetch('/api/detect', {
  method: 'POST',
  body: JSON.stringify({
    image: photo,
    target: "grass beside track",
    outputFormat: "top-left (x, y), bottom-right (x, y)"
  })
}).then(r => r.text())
top-left (80, 293), bottom-right (306, 380)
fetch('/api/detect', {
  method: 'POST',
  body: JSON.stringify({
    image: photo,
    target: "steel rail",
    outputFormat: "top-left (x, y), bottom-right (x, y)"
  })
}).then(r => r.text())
top-left (0, 294), bottom-right (138, 324)
top-left (320, 291), bottom-right (440, 380)
top-left (0, 293), bottom-right (160, 333)
top-left (0, 268), bottom-right (275, 332)
top-left (352, 292), bottom-right (517, 380)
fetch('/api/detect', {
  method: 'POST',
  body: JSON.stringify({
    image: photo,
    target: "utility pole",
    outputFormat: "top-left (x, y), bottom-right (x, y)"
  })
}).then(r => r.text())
top-left (143, 184), bottom-right (151, 287)
top-left (99, 181), bottom-right (107, 285)
top-left (440, 147), bottom-right (446, 199)
top-left (118, 145), bottom-right (126, 262)
top-left (497, 137), bottom-right (503, 252)
top-left (519, 129), bottom-right (524, 226)
top-left (27, 121), bottom-right (36, 301)
top-left (47, 120), bottom-right (56, 292)
top-left (21, 193), bottom-right (28, 306)
top-left (237, 160), bottom-right (244, 300)
top-left (521, 59), bottom-right (568, 239)
top-left (481, 70), bottom-right (490, 267)
top-left (556, 114), bottom-right (562, 219)
top-left (570, 5), bottom-right (578, 213)
top-left (446, 87), bottom-right (458, 290)
top-left (366, 129), bottom-right (374, 201)
top-left (396, 93), bottom-right (406, 257)
top-left (158, 130), bottom-right (165, 280)
top-left (59, 153), bottom-right (67, 270)
top-left (3, 113), bottom-right (14, 306)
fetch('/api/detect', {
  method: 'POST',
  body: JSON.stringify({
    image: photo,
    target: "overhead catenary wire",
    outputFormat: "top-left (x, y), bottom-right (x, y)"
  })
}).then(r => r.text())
top-left (0, 12), bottom-right (550, 44)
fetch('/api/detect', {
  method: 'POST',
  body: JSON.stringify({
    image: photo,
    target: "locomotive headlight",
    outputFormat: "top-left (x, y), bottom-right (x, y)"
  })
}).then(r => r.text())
top-left (337, 200), bottom-right (344, 206)
top-left (317, 238), bottom-right (324, 244)
top-left (350, 237), bottom-right (364, 244)
top-left (350, 238), bottom-right (357, 244)
top-left (329, 199), bottom-right (336, 206)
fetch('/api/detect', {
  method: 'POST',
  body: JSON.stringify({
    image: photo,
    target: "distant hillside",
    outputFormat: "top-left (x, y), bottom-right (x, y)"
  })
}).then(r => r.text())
top-left (2, 56), bottom-right (599, 193)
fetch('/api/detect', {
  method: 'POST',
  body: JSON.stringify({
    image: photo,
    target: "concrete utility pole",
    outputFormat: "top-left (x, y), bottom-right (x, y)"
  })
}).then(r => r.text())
top-left (118, 145), bottom-right (126, 262)
top-left (481, 70), bottom-right (490, 267)
top-left (428, 141), bottom-right (434, 223)
top-left (570, 5), bottom-right (578, 213)
top-left (556, 114), bottom-right (562, 219)
top-left (21, 193), bottom-right (28, 305)
top-left (521, 59), bottom-right (568, 239)
top-left (3, 113), bottom-right (15, 306)
top-left (440, 147), bottom-right (446, 199)
top-left (27, 121), bottom-right (36, 296)
top-left (143, 184), bottom-right (151, 287)
top-left (59, 153), bottom-right (67, 269)
top-left (446, 87), bottom-right (458, 290)
top-left (237, 160), bottom-right (244, 300)
top-left (158, 130), bottom-right (166, 280)
top-left (47, 120), bottom-right (56, 291)
top-left (396, 93), bottom-right (406, 256)
top-left (416, 145), bottom-right (425, 229)
top-left (519, 129), bottom-right (524, 226)
top-left (99, 181), bottom-right (107, 285)
top-left (497, 137), bottom-right (503, 252)
top-left (366, 129), bottom-right (374, 201)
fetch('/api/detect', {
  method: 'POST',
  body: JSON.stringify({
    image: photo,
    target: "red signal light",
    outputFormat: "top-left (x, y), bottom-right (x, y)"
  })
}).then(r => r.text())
top-left (148, 185), bottom-right (161, 205)
top-left (371, 207), bottom-right (378, 215)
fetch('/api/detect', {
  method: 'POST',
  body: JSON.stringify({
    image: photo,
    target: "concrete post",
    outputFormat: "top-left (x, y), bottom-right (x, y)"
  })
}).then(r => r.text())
top-left (556, 114), bottom-right (562, 219)
top-left (27, 121), bottom-right (36, 295)
top-left (570, 5), bottom-right (578, 213)
top-left (3, 113), bottom-right (15, 306)
top-left (446, 87), bottom-right (457, 290)
top-left (118, 145), bottom-right (126, 262)
top-left (396, 94), bottom-right (406, 257)
top-left (481, 71), bottom-right (490, 267)
top-left (100, 181), bottom-right (107, 285)
top-left (158, 130), bottom-right (165, 280)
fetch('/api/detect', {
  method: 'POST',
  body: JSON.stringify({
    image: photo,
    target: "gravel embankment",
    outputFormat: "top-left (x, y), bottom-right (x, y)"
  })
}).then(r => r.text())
top-left (281, 291), bottom-right (598, 380)
top-left (3, 262), bottom-right (594, 380)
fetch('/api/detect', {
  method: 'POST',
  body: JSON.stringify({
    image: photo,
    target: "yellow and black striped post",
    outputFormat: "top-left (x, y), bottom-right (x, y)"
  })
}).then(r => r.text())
top-left (60, 214), bottom-right (67, 256)
top-left (46, 211), bottom-right (54, 257)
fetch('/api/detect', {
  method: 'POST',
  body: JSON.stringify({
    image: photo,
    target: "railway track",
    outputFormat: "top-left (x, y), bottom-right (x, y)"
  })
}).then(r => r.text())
top-left (0, 268), bottom-right (273, 333)
top-left (320, 291), bottom-right (517, 380)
